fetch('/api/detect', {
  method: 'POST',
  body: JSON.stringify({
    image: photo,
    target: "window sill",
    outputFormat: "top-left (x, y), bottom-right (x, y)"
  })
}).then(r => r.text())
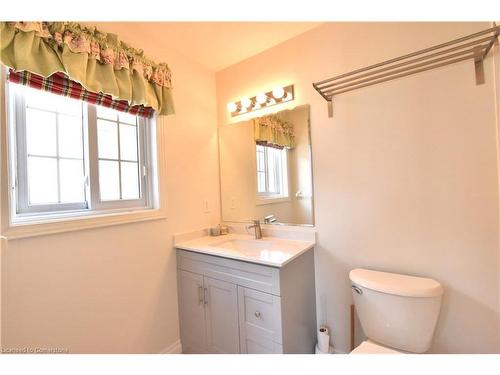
top-left (255, 196), bottom-right (291, 206)
top-left (3, 208), bottom-right (166, 240)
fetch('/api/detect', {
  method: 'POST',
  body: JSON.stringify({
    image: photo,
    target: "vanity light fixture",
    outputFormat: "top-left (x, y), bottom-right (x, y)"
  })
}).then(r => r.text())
top-left (256, 93), bottom-right (268, 104)
top-left (227, 84), bottom-right (294, 117)
top-left (226, 102), bottom-right (238, 113)
top-left (272, 86), bottom-right (285, 99)
top-left (241, 97), bottom-right (252, 109)
top-left (283, 91), bottom-right (293, 102)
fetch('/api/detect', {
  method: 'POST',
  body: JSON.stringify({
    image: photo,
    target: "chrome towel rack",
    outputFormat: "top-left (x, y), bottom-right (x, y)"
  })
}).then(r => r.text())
top-left (313, 24), bottom-right (500, 117)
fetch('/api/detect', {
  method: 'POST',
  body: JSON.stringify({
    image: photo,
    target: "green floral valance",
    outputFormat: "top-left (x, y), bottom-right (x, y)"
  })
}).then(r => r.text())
top-left (253, 114), bottom-right (295, 149)
top-left (0, 21), bottom-right (174, 115)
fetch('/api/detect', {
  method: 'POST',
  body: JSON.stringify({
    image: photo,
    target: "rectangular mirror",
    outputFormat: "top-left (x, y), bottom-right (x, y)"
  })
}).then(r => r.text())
top-left (219, 105), bottom-right (314, 226)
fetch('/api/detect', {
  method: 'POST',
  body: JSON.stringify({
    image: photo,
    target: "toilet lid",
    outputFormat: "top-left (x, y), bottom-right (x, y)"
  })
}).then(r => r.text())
top-left (351, 340), bottom-right (403, 354)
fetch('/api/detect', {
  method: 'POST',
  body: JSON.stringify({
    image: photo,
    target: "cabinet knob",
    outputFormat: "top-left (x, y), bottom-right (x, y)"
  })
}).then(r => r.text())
top-left (254, 311), bottom-right (262, 319)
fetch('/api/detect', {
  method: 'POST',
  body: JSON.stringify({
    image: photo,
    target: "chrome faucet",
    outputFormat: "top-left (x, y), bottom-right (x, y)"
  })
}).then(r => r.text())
top-left (246, 220), bottom-right (263, 239)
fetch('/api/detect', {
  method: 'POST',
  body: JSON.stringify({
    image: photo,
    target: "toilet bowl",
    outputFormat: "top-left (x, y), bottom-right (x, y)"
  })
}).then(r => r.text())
top-left (349, 268), bottom-right (443, 354)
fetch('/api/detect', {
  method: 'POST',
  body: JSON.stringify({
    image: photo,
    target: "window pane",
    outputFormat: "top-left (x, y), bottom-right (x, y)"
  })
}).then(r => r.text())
top-left (97, 119), bottom-right (118, 159)
top-left (28, 156), bottom-right (58, 204)
top-left (99, 160), bottom-right (120, 201)
top-left (273, 149), bottom-right (283, 194)
top-left (24, 87), bottom-right (82, 116)
top-left (96, 105), bottom-right (118, 121)
top-left (257, 171), bottom-right (266, 193)
top-left (121, 162), bottom-right (140, 199)
top-left (25, 88), bottom-right (58, 112)
top-left (58, 114), bottom-right (84, 158)
top-left (119, 124), bottom-right (138, 161)
top-left (118, 112), bottom-right (137, 125)
top-left (26, 108), bottom-right (57, 156)
top-left (268, 152), bottom-right (277, 193)
top-left (54, 95), bottom-right (83, 116)
top-left (256, 150), bottom-right (265, 172)
top-left (59, 159), bottom-right (85, 203)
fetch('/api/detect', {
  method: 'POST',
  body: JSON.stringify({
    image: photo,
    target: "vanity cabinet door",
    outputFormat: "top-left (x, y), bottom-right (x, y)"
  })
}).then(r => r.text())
top-left (178, 270), bottom-right (207, 353)
top-left (238, 286), bottom-right (283, 354)
top-left (204, 276), bottom-right (240, 354)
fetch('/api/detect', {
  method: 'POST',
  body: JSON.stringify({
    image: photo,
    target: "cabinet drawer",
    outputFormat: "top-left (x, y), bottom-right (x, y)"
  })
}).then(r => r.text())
top-left (177, 249), bottom-right (281, 295)
top-left (238, 286), bottom-right (282, 352)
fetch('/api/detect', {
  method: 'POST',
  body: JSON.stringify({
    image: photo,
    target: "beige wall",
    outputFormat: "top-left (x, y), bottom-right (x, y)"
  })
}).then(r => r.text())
top-left (494, 34), bottom-right (500, 354)
top-left (216, 22), bottom-right (500, 353)
top-left (278, 106), bottom-right (313, 224)
top-left (0, 71), bottom-right (4, 348)
top-left (0, 24), bottom-right (221, 353)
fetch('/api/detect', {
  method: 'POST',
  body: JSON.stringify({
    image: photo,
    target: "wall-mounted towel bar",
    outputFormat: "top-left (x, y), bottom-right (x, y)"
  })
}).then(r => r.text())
top-left (313, 24), bottom-right (499, 117)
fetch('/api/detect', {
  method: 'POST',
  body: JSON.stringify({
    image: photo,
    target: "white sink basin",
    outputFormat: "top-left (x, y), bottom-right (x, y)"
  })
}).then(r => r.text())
top-left (211, 238), bottom-right (302, 265)
top-left (175, 234), bottom-right (315, 267)
top-left (213, 239), bottom-right (292, 252)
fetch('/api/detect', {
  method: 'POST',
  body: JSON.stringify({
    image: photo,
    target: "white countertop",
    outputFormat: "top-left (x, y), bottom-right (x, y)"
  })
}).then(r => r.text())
top-left (174, 233), bottom-right (315, 267)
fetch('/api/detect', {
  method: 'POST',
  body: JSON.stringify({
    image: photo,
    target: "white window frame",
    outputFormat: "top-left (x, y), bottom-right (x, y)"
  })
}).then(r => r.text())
top-left (87, 105), bottom-right (151, 211)
top-left (255, 144), bottom-right (289, 205)
top-left (0, 71), bottom-right (165, 239)
top-left (12, 86), bottom-right (89, 215)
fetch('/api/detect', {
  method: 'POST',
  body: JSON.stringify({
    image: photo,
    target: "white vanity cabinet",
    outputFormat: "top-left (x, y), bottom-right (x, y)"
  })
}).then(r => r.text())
top-left (176, 247), bottom-right (317, 354)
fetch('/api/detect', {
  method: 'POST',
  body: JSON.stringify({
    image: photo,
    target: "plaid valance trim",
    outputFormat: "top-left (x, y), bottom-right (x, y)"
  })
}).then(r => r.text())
top-left (255, 140), bottom-right (285, 150)
top-left (8, 70), bottom-right (155, 118)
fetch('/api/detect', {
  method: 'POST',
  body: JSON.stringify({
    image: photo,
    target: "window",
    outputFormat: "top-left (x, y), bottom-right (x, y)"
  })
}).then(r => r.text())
top-left (93, 106), bottom-right (146, 207)
top-left (256, 144), bottom-right (288, 200)
top-left (8, 82), bottom-right (156, 221)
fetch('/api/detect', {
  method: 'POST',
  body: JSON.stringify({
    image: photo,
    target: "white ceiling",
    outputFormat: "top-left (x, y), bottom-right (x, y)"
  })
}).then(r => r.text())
top-left (89, 22), bottom-right (322, 72)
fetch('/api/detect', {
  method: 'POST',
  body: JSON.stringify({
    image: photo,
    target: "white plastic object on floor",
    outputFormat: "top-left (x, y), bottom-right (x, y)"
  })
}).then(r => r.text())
top-left (315, 343), bottom-right (334, 354)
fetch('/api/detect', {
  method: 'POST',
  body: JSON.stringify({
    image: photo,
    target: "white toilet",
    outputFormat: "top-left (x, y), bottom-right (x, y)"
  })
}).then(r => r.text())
top-left (349, 268), bottom-right (443, 354)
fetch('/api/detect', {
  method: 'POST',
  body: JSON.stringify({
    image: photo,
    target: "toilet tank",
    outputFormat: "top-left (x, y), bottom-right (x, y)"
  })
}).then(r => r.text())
top-left (349, 268), bottom-right (443, 353)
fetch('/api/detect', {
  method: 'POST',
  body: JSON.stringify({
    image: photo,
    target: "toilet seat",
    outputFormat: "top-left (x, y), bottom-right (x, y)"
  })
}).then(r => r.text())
top-left (350, 340), bottom-right (403, 354)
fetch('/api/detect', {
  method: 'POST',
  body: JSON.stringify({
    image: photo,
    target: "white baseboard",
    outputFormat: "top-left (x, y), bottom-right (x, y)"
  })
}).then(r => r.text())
top-left (159, 339), bottom-right (182, 354)
top-left (158, 339), bottom-right (344, 354)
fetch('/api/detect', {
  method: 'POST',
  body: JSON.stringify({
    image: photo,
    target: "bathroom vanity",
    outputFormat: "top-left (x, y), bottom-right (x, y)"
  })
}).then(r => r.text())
top-left (174, 104), bottom-right (317, 354)
top-left (175, 230), bottom-right (317, 354)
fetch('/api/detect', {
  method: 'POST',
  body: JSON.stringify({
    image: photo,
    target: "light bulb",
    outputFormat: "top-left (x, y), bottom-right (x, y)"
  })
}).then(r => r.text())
top-left (241, 97), bottom-right (252, 109)
top-left (256, 93), bottom-right (268, 104)
top-left (272, 87), bottom-right (285, 99)
top-left (227, 102), bottom-right (238, 113)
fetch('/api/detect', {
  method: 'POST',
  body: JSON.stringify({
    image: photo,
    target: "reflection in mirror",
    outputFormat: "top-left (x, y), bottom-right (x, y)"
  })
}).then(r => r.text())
top-left (219, 105), bottom-right (314, 226)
